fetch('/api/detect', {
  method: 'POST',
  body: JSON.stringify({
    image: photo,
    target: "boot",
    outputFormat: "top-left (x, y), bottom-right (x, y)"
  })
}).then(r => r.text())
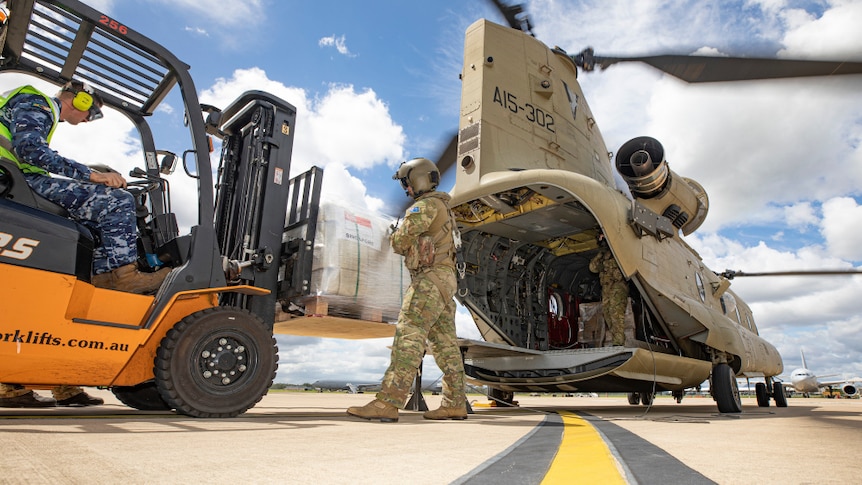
top-left (57, 391), bottom-right (104, 407)
top-left (92, 263), bottom-right (170, 294)
top-left (347, 399), bottom-right (399, 422)
top-left (0, 391), bottom-right (57, 408)
top-left (423, 405), bottom-right (468, 420)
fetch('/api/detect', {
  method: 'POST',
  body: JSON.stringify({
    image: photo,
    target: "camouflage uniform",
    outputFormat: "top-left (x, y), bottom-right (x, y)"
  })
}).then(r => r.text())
top-left (0, 383), bottom-right (84, 401)
top-left (0, 88), bottom-right (137, 274)
top-left (589, 246), bottom-right (628, 346)
top-left (376, 191), bottom-right (466, 409)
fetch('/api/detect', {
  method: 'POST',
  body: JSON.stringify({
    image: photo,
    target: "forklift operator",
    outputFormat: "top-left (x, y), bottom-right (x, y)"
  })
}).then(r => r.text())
top-left (0, 81), bottom-right (168, 294)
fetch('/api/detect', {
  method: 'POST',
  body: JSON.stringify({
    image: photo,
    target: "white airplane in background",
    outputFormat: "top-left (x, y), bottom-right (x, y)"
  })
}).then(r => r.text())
top-left (785, 350), bottom-right (860, 398)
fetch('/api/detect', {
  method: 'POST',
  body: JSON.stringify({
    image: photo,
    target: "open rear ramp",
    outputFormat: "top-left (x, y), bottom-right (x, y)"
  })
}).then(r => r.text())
top-left (459, 339), bottom-right (711, 393)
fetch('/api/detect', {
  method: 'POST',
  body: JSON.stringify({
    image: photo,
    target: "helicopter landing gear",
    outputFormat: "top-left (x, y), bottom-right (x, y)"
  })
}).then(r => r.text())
top-left (672, 389), bottom-right (684, 403)
top-left (626, 392), bottom-right (655, 405)
top-left (639, 392), bottom-right (654, 406)
top-left (489, 388), bottom-right (517, 406)
top-left (712, 363), bottom-right (742, 413)
top-left (755, 382), bottom-right (770, 407)
top-left (772, 380), bottom-right (788, 407)
top-left (761, 377), bottom-right (788, 408)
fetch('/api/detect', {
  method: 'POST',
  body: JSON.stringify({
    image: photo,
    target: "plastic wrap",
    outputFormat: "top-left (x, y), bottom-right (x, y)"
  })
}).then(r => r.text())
top-left (307, 202), bottom-right (409, 321)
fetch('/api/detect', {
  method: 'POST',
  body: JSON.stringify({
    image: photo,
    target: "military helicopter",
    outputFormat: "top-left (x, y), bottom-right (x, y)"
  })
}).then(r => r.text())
top-left (431, 1), bottom-right (862, 413)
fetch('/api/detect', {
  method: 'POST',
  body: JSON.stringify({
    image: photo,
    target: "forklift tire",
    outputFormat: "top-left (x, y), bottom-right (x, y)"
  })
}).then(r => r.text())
top-left (112, 381), bottom-right (172, 411)
top-left (154, 307), bottom-right (278, 418)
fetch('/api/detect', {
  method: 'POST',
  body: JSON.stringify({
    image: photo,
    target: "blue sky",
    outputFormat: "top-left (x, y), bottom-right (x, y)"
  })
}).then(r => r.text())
top-left (3, 0), bottom-right (861, 385)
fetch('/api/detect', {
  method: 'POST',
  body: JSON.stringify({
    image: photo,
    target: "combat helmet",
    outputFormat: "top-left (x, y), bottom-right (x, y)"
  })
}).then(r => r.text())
top-left (393, 157), bottom-right (440, 198)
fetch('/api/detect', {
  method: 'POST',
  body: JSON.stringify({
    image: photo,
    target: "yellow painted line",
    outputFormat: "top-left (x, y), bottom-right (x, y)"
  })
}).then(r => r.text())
top-left (541, 411), bottom-right (627, 484)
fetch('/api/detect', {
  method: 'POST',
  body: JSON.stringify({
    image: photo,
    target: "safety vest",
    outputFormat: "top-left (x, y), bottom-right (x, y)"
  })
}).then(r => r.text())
top-left (0, 85), bottom-right (58, 175)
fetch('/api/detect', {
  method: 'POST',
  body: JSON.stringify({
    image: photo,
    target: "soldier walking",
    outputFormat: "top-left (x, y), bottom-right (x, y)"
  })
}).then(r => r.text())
top-left (347, 158), bottom-right (467, 422)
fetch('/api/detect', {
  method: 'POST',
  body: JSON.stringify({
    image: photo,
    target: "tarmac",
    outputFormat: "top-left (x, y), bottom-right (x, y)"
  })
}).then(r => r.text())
top-left (1, 389), bottom-right (860, 484)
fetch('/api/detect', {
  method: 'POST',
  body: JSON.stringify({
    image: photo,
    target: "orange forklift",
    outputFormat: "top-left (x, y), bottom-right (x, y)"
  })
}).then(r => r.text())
top-left (0, 0), bottom-right (312, 417)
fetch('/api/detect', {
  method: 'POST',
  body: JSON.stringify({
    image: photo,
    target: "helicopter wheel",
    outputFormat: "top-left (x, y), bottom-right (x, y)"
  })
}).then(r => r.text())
top-left (755, 382), bottom-right (770, 407)
top-left (489, 388), bottom-right (516, 406)
top-left (712, 363), bottom-right (742, 413)
top-left (639, 392), bottom-right (654, 406)
top-left (772, 381), bottom-right (788, 407)
top-left (672, 390), bottom-right (684, 403)
top-left (626, 392), bottom-right (640, 405)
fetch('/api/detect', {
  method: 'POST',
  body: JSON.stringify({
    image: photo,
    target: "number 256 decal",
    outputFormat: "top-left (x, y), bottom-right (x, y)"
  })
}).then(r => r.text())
top-left (99, 15), bottom-right (129, 35)
top-left (0, 232), bottom-right (39, 260)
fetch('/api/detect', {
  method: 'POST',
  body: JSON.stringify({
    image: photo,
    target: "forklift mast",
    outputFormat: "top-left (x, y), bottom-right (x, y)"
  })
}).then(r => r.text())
top-left (213, 91), bottom-right (298, 327)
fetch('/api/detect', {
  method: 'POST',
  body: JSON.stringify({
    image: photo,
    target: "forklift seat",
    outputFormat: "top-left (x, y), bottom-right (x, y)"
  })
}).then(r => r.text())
top-left (0, 157), bottom-right (70, 217)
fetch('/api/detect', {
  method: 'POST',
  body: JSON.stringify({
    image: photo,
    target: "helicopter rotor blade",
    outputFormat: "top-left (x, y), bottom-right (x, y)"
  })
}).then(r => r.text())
top-left (721, 269), bottom-right (862, 280)
top-left (437, 130), bottom-right (458, 176)
top-left (574, 48), bottom-right (862, 83)
top-left (488, 0), bottom-right (534, 36)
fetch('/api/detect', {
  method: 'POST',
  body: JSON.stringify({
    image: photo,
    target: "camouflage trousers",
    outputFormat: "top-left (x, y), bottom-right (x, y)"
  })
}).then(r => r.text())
top-left (0, 383), bottom-right (83, 400)
top-left (603, 282), bottom-right (629, 346)
top-left (377, 267), bottom-right (466, 409)
top-left (26, 174), bottom-right (138, 274)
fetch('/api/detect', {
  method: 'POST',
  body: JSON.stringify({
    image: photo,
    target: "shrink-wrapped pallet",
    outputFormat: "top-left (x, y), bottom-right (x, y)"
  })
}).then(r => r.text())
top-left (307, 202), bottom-right (409, 321)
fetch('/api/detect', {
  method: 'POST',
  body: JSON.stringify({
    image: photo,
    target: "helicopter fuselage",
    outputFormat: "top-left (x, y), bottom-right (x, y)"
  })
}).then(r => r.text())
top-left (449, 20), bottom-right (782, 402)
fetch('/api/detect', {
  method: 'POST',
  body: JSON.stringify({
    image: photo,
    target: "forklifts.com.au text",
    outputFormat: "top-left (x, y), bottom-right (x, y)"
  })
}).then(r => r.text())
top-left (2, 329), bottom-right (130, 352)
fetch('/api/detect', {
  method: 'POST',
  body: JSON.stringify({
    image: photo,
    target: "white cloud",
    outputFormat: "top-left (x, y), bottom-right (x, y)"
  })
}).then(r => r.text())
top-left (783, 202), bottom-right (818, 230)
top-left (820, 197), bottom-right (862, 261)
top-left (305, 84), bottom-right (405, 170)
top-left (199, 68), bottom-right (405, 215)
top-left (319, 35), bottom-right (356, 57)
top-left (318, 162), bottom-right (386, 213)
top-left (184, 26), bottom-right (208, 37)
top-left (778, 1), bottom-right (862, 59)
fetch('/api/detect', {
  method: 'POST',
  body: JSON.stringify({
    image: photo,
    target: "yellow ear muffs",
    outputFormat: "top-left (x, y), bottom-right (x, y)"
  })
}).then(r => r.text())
top-left (72, 90), bottom-right (93, 112)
